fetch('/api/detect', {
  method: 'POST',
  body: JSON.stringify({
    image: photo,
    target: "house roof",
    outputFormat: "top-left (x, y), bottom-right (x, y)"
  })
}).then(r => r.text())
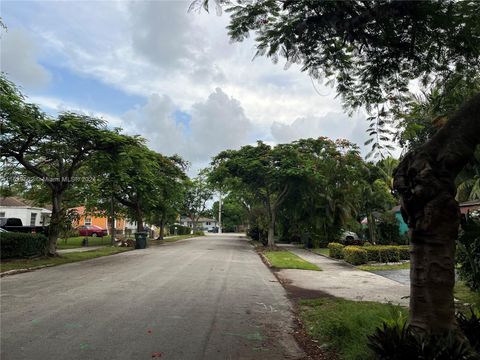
top-left (0, 196), bottom-right (52, 212)
top-left (0, 196), bottom-right (27, 207)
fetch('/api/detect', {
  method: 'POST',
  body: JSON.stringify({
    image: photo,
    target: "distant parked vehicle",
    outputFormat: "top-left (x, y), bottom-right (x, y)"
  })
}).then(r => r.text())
top-left (0, 217), bottom-right (48, 235)
top-left (76, 225), bottom-right (107, 237)
top-left (339, 230), bottom-right (363, 245)
top-left (208, 227), bottom-right (219, 233)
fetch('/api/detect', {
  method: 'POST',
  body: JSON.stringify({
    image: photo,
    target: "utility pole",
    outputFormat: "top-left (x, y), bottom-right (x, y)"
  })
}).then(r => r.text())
top-left (218, 191), bottom-right (222, 234)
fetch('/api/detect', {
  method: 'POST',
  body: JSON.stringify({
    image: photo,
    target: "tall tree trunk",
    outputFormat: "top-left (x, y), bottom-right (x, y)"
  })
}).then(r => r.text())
top-left (135, 206), bottom-right (143, 233)
top-left (48, 191), bottom-right (63, 256)
top-left (393, 94), bottom-right (480, 333)
top-left (267, 209), bottom-right (276, 247)
top-left (367, 212), bottom-right (377, 244)
top-left (159, 215), bottom-right (165, 240)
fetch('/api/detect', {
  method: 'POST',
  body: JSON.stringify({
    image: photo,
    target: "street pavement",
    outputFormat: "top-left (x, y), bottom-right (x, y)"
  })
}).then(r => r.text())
top-left (1, 234), bottom-right (303, 360)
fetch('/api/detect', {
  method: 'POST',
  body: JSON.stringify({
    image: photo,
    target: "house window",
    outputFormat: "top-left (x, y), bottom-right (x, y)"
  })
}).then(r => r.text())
top-left (0, 212), bottom-right (5, 218)
top-left (206, 222), bottom-right (211, 225)
top-left (30, 213), bottom-right (37, 226)
top-left (85, 217), bottom-right (92, 226)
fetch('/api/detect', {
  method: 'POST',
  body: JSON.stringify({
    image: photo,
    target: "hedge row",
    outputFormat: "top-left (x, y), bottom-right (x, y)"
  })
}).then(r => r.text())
top-left (344, 246), bottom-right (368, 265)
top-left (328, 242), bottom-right (345, 259)
top-left (169, 224), bottom-right (192, 235)
top-left (363, 245), bottom-right (410, 263)
top-left (327, 242), bottom-right (410, 265)
top-left (1, 232), bottom-right (49, 259)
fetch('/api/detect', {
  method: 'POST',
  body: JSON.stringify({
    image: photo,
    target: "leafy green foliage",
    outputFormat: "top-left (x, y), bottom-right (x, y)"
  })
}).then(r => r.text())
top-left (343, 246), bottom-right (368, 265)
top-left (368, 312), bottom-right (480, 359)
top-left (457, 217), bottom-right (480, 291)
top-left (363, 245), bottom-right (409, 263)
top-left (299, 297), bottom-right (407, 360)
top-left (0, 232), bottom-right (48, 259)
top-left (327, 242), bottom-right (345, 259)
top-left (377, 212), bottom-right (405, 245)
top-left (182, 173), bottom-right (213, 229)
top-left (169, 224), bottom-right (192, 236)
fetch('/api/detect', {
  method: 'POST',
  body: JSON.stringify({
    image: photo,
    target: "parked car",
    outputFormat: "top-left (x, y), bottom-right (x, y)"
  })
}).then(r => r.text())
top-left (0, 217), bottom-right (48, 235)
top-left (76, 225), bottom-right (107, 237)
top-left (339, 230), bottom-right (363, 245)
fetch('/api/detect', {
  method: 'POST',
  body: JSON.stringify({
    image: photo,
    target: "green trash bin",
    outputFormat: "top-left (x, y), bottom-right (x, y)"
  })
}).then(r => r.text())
top-left (134, 232), bottom-right (148, 249)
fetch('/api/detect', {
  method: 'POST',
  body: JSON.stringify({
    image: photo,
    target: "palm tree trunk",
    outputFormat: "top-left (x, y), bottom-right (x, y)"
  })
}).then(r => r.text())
top-left (394, 93), bottom-right (480, 332)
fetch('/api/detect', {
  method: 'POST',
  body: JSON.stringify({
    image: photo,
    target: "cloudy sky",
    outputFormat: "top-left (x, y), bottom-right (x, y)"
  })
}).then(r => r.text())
top-left (1, 0), bottom-right (370, 174)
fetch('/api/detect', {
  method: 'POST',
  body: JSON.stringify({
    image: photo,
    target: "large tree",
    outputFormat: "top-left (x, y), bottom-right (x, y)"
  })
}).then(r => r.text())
top-left (199, 0), bottom-right (480, 332)
top-left (0, 76), bottom-right (127, 255)
top-left (182, 173), bottom-right (214, 231)
top-left (211, 141), bottom-right (306, 247)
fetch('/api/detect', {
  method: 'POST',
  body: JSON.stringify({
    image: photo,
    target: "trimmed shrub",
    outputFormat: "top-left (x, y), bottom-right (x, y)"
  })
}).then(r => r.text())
top-left (1, 232), bottom-right (48, 259)
top-left (328, 242), bottom-right (345, 259)
top-left (364, 245), bottom-right (401, 263)
top-left (344, 246), bottom-right (368, 265)
top-left (169, 224), bottom-right (191, 235)
top-left (193, 230), bottom-right (205, 236)
top-left (398, 245), bottom-right (410, 260)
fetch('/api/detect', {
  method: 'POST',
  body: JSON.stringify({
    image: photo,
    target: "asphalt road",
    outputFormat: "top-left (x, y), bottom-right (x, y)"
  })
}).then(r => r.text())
top-left (0, 234), bottom-right (303, 360)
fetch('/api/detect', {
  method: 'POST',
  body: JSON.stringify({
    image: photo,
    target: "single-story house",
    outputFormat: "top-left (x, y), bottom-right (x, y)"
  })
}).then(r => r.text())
top-left (71, 206), bottom-right (127, 235)
top-left (180, 216), bottom-right (218, 231)
top-left (0, 196), bottom-right (51, 226)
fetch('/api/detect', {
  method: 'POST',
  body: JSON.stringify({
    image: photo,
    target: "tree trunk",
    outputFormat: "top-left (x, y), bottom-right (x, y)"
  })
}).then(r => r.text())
top-left (393, 93), bottom-right (480, 333)
top-left (135, 207), bottom-right (143, 233)
top-left (159, 216), bottom-right (165, 240)
top-left (48, 191), bottom-right (63, 256)
top-left (267, 210), bottom-right (275, 247)
top-left (367, 212), bottom-right (377, 244)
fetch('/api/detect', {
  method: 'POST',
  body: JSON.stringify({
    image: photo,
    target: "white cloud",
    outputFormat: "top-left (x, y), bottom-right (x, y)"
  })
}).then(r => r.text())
top-left (1, 28), bottom-right (50, 88)
top-left (121, 88), bottom-right (253, 165)
top-left (271, 111), bottom-right (370, 155)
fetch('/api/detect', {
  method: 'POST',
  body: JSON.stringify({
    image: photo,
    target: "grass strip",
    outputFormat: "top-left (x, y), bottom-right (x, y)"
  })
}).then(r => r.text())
top-left (454, 281), bottom-right (480, 309)
top-left (57, 235), bottom-right (112, 249)
top-left (1, 247), bottom-right (132, 273)
top-left (357, 262), bottom-right (410, 271)
top-left (299, 297), bottom-right (407, 360)
top-left (264, 250), bottom-right (321, 271)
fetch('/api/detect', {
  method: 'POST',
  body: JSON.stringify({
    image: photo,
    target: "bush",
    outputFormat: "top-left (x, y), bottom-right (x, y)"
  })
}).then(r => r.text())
top-left (169, 224), bottom-right (191, 236)
top-left (368, 311), bottom-right (480, 359)
top-left (364, 246), bottom-right (402, 263)
top-left (457, 219), bottom-right (480, 291)
top-left (328, 242), bottom-right (345, 259)
top-left (397, 245), bottom-right (410, 260)
top-left (344, 246), bottom-right (368, 265)
top-left (193, 230), bottom-right (204, 236)
top-left (1, 232), bottom-right (49, 259)
top-left (247, 224), bottom-right (268, 245)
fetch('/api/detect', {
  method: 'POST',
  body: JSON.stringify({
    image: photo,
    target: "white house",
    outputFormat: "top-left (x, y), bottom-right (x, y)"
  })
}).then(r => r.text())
top-left (0, 197), bottom-right (51, 226)
top-left (179, 216), bottom-right (218, 232)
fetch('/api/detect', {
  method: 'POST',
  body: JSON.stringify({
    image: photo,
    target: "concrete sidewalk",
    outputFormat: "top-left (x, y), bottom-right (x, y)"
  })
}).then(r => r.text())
top-left (57, 246), bottom-right (105, 254)
top-left (277, 245), bottom-right (410, 306)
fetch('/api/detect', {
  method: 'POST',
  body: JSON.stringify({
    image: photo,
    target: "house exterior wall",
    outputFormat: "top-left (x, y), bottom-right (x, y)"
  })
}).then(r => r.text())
top-left (71, 207), bottom-right (126, 234)
top-left (0, 206), bottom-right (51, 226)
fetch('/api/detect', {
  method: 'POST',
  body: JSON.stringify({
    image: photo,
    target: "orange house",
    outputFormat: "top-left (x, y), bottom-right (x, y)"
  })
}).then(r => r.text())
top-left (71, 206), bottom-right (126, 235)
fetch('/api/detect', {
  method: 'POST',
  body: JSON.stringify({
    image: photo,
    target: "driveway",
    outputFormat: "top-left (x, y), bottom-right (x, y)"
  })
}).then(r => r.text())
top-left (1, 235), bottom-right (303, 360)
top-left (277, 245), bottom-right (410, 306)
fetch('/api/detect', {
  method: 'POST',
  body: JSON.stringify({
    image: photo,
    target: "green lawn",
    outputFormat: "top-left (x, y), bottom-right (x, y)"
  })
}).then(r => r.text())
top-left (0, 247), bottom-right (132, 273)
top-left (263, 250), bottom-right (321, 271)
top-left (299, 297), bottom-right (407, 360)
top-left (311, 248), bottom-right (329, 256)
top-left (454, 281), bottom-right (480, 309)
top-left (57, 235), bottom-right (112, 249)
top-left (357, 262), bottom-right (410, 271)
